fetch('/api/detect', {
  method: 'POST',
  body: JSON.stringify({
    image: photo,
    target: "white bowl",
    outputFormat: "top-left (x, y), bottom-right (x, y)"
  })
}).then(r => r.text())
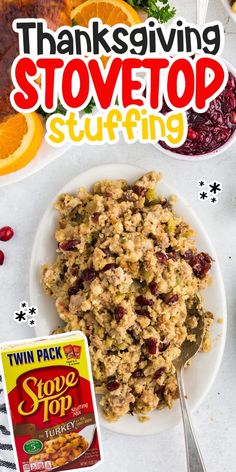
top-left (154, 59), bottom-right (236, 161)
top-left (220, 0), bottom-right (236, 23)
top-left (29, 163), bottom-right (227, 436)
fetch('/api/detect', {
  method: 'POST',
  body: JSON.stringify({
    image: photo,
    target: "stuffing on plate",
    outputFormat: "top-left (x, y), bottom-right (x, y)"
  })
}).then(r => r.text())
top-left (29, 433), bottom-right (88, 468)
top-left (42, 172), bottom-right (214, 422)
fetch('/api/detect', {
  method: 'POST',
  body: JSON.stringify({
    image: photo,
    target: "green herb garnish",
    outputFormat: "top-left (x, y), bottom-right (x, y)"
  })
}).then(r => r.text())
top-left (126, 0), bottom-right (176, 23)
top-left (38, 100), bottom-right (66, 121)
top-left (83, 98), bottom-right (96, 114)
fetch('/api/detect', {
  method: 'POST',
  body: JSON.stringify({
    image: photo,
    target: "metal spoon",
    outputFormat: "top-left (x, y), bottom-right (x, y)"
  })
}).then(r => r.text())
top-left (174, 298), bottom-right (207, 472)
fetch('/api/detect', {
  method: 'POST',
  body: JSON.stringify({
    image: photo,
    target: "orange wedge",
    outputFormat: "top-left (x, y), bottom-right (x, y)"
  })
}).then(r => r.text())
top-left (0, 112), bottom-right (44, 176)
top-left (71, 0), bottom-right (141, 28)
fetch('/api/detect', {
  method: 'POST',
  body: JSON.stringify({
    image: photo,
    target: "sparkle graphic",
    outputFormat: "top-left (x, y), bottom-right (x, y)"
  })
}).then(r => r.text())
top-left (199, 191), bottom-right (208, 200)
top-left (198, 180), bottom-right (206, 188)
top-left (209, 182), bottom-right (222, 194)
top-left (14, 301), bottom-right (39, 326)
top-left (28, 319), bottom-right (36, 327)
top-left (20, 301), bottom-right (28, 309)
top-left (28, 306), bottom-right (37, 316)
top-left (210, 196), bottom-right (218, 205)
top-left (14, 310), bottom-right (27, 323)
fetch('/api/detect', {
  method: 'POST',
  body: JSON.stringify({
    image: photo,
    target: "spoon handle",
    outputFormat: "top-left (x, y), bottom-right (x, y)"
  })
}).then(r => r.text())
top-left (196, 0), bottom-right (209, 26)
top-left (176, 368), bottom-right (207, 472)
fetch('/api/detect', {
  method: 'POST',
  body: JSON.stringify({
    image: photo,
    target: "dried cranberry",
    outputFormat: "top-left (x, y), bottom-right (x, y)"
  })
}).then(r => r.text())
top-left (68, 278), bottom-right (83, 297)
top-left (0, 226), bottom-right (14, 242)
top-left (149, 281), bottom-right (158, 295)
top-left (160, 199), bottom-right (171, 209)
top-left (166, 247), bottom-right (179, 261)
top-left (183, 249), bottom-right (193, 260)
top-left (71, 265), bottom-right (79, 276)
top-left (136, 296), bottom-right (154, 307)
top-left (60, 240), bottom-right (80, 251)
top-left (132, 369), bottom-right (144, 378)
top-left (106, 380), bottom-right (120, 391)
top-left (156, 251), bottom-right (168, 264)
top-left (153, 368), bottom-right (165, 379)
top-left (135, 308), bottom-right (150, 317)
top-left (155, 385), bottom-right (165, 397)
top-left (101, 248), bottom-right (111, 257)
top-left (164, 294), bottom-right (179, 305)
top-left (132, 185), bottom-right (147, 197)
top-left (101, 263), bottom-right (116, 272)
top-left (92, 212), bottom-right (100, 223)
top-left (159, 342), bottom-right (170, 353)
top-left (0, 250), bottom-right (5, 265)
top-left (81, 268), bottom-right (97, 281)
top-left (114, 306), bottom-right (126, 323)
top-left (145, 338), bottom-right (157, 355)
top-left (189, 252), bottom-right (212, 279)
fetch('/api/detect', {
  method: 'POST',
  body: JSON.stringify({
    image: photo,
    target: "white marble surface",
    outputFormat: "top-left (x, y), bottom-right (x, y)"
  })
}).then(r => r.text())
top-left (0, 0), bottom-right (236, 471)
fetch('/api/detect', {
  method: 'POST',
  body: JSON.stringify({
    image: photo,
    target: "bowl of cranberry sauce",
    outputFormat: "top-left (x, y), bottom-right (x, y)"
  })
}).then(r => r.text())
top-left (157, 66), bottom-right (236, 160)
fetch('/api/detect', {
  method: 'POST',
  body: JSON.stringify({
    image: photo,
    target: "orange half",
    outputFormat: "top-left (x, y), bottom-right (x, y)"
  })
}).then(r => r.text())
top-left (0, 113), bottom-right (44, 176)
top-left (71, 0), bottom-right (141, 28)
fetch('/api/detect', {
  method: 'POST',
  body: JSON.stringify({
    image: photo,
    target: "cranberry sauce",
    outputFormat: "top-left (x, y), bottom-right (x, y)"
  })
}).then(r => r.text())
top-left (160, 72), bottom-right (236, 156)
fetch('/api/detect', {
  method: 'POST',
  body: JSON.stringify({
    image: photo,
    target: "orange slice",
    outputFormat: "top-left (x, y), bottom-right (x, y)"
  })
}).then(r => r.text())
top-left (71, 0), bottom-right (141, 28)
top-left (0, 112), bottom-right (44, 176)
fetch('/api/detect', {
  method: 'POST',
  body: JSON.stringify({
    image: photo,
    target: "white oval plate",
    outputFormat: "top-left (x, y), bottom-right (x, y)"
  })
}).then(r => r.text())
top-left (30, 163), bottom-right (227, 436)
top-left (0, 135), bottom-right (71, 188)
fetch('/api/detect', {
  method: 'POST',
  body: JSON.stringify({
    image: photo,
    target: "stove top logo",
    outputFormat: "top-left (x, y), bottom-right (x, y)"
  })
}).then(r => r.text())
top-left (18, 371), bottom-right (79, 422)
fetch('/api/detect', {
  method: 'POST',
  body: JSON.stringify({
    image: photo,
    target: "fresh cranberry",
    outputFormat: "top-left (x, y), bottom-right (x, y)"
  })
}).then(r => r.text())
top-left (0, 226), bottom-right (14, 242)
top-left (132, 185), bottom-right (147, 197)
top-left (101, 263), bottom-right (116, 272)
top-left (189, 252), bottom-right (212, 279)
top-left (187, 128), bottom-right (198, 140)
top-left (153, 368), bottom-right (165, 379)
top-left (156, 251), bottom-right (168, 264)
top-left (59, 240), bottom-right (80, 251)
top-left (132, 369), bottom-right (144, 378)
top-left (149, 281), bottom-right (158, 295)
top-left (106, 380), bottom-right (120, 391)
top-left (114, 306), bottom-right (126, 323)
top-left (0, 250), bottom-right (5, 265)
top-left (81, 268), bottom-right (97, 281)
top-left (136, 296), bottom-right (154, 307)
top-left (145, 338), bottom-right (157, 355)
